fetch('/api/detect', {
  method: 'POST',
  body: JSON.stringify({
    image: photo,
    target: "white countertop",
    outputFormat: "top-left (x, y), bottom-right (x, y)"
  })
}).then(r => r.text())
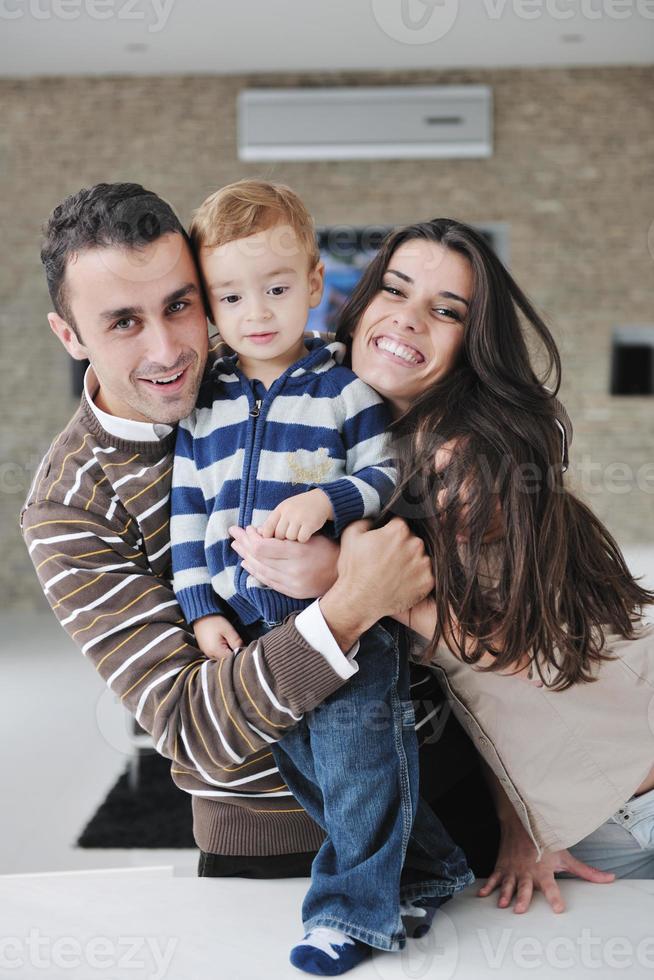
top-left (2, 870), bottom-right (654, 979)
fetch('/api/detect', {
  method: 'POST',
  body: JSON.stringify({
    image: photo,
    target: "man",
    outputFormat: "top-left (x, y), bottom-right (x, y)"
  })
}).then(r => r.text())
top-left (21, 182), bottom-right (441, 877)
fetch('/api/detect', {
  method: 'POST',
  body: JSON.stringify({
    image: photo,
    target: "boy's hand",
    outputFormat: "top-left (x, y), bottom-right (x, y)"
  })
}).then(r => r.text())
top-left (259, 489), bottom-right (334, 543)
top-left (194, 614), bottom-right (243, 661)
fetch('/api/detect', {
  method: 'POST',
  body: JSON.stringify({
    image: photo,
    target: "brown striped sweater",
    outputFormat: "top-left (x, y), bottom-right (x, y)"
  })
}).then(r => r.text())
top-left (20, 392), bottom-right (351, 857)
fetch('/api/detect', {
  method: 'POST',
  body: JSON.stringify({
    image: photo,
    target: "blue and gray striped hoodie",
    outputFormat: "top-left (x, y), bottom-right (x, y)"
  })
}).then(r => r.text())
top-left (171, 337), bottom-right (395, 626)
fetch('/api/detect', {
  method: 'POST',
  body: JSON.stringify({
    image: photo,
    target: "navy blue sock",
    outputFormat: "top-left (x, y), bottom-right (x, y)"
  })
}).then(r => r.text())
top-left (290, 928), bottom-right (370, 976)
top-left (401, 894), bottom-right (451, 939)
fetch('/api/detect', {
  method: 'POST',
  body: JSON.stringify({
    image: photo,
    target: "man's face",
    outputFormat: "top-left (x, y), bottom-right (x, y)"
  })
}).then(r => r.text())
top-left (49, 232), bottom-right (209, 424)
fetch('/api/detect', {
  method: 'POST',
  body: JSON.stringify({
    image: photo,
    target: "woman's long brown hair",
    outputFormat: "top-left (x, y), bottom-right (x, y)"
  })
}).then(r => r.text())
top-left (337, 219), bottom-right (653, 690)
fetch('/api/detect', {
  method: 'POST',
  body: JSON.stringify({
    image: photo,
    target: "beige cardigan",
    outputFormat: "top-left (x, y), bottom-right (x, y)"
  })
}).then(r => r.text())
top-left (427, 621), bottom-right (654, 856)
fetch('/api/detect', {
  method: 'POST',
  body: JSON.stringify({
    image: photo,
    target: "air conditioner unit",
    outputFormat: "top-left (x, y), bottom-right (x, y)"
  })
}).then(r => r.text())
top-left (238, 85), bottom-right (492, 162)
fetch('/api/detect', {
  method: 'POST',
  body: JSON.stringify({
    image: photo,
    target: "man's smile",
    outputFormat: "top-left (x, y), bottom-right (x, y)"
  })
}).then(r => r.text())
top-left (136, 359), bottom-right (195, 394)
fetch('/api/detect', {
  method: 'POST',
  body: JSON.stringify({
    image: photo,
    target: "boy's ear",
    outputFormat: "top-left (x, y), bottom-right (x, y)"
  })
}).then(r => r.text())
top-left (308, 260), bottom-right (325, 309)
top-left (48, 312), bottom-right (88, 361)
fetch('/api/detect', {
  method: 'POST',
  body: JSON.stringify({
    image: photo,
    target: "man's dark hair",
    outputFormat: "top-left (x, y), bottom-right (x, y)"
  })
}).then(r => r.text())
top-left (40, 182), bottom-right (190, 336)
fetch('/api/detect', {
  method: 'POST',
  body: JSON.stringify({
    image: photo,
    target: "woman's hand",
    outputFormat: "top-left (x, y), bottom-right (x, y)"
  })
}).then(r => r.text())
top-left (478, 817), bottom-right (615, 914)
top-left (228, 525), bottom-right (339, 599)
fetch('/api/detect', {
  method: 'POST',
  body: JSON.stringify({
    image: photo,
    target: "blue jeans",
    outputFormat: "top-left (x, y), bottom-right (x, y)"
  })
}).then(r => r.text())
top-left (250, 620), bottom-right (472, 951)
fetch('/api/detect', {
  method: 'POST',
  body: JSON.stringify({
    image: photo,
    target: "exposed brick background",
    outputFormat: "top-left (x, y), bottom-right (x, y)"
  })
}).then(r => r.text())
top-left (2, 66), bottom-right (652, 610)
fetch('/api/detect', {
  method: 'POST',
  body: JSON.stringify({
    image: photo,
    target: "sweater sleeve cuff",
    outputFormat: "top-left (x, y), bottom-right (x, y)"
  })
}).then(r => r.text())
top-left (176, 583), bottom-right (225, 624)
top-left (295, 600), bottom-right (359, 680)
top-left (259, 614), bottom-right (351, 713)
top-left (317, 478), bottom-right (364, 537)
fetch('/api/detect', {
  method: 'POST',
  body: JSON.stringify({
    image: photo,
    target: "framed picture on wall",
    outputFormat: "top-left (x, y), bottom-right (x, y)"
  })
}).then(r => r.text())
top-left (307, 222), bottom-right (510, 335)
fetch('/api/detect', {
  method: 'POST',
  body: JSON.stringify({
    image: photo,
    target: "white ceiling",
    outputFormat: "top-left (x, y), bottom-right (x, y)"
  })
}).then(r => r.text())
top-left (2, 0), bottom-right (653, 77)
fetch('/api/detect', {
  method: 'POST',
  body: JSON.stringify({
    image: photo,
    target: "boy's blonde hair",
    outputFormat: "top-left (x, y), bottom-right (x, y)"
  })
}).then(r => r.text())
top-left (190, 179), bottom-right (320, 267)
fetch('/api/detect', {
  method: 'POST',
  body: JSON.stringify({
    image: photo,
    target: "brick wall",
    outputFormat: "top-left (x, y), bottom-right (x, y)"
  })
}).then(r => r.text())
top-left (2, 66), bottom-right (652, 610)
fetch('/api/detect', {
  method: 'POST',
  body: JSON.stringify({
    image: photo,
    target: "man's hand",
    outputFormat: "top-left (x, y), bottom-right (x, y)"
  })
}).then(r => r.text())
top-left (259, 489), bottom-right (334, 543)
top-left (319, 518), bottom-right (435, 651)
top-left (478, 817), bottom-right (615, 914)
top-left (194, 614), bottom-right (244, 661)
top-left (229, 525), bottom-right (339, 598)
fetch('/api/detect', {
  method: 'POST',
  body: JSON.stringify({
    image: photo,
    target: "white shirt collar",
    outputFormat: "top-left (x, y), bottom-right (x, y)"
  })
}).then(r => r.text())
top-left (84, 366), bottom-right (173, 443)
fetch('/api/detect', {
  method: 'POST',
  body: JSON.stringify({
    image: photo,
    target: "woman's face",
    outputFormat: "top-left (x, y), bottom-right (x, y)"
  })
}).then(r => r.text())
top-left (351, 239), bottom-right (473, 415)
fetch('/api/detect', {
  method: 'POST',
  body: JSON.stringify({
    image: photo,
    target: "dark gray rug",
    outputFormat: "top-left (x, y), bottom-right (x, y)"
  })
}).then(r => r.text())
top-left (76, 752), bottom-right (195, 848)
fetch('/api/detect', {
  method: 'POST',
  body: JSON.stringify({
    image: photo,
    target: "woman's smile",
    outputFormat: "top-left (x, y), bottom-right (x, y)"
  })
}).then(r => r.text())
top-left (371, 333), bottom-right (426, 366)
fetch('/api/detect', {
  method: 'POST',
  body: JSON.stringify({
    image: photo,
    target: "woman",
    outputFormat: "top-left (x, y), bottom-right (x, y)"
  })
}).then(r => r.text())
top-left (230, 218), bottom-right (654, 914)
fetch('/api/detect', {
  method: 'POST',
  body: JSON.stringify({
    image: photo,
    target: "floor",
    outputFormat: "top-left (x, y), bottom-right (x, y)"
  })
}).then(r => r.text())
top-left (0, 611), bottom-right (197, 877)
top-left (2, 546), bottom-right (653, 878)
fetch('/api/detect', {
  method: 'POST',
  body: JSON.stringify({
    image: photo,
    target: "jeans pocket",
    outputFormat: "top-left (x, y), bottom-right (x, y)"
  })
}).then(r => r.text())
top-left (626, 789), bottom-right (654, 850)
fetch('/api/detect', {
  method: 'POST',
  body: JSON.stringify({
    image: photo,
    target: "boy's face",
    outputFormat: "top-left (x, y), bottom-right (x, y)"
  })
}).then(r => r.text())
top-left (200, 223), bottom-right (324, 374)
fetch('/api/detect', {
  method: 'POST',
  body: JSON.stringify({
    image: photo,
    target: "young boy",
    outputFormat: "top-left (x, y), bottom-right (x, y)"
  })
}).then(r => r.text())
top-left (170, 181), bottom-right (471, 975)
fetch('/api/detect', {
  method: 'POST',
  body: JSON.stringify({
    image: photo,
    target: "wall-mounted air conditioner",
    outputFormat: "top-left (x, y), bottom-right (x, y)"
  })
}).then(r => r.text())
top-left (238, 86), bottom-right (493, 162)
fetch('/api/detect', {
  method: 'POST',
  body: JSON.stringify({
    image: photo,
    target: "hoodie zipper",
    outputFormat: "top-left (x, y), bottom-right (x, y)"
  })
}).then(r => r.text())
top-left (240, 390), bottom-right (264, 532)
top-left (237, 393), bottom-right (264, 598)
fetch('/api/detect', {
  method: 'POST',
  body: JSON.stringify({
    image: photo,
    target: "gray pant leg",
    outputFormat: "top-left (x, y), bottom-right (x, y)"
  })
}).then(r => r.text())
top-left (564, 820), bottom-right (654, 879)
